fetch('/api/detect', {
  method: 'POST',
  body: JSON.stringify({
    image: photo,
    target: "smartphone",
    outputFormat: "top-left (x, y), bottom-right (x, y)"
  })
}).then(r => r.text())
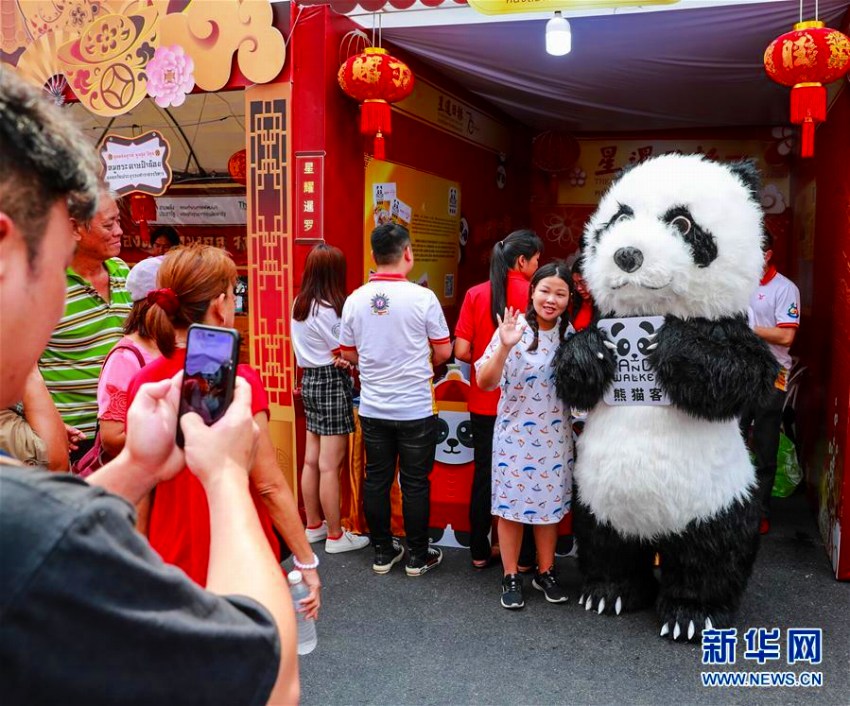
top-left (177, 324), bottom-right (241, 448)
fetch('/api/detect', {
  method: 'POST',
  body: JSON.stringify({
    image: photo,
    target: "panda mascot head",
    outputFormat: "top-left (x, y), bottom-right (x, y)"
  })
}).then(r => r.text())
top-left (582, 154), bottom-right (764, 320)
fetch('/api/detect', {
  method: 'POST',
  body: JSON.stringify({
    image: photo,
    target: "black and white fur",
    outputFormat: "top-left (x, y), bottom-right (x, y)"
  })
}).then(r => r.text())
top-left (555, 155), bottom-right (778, 642)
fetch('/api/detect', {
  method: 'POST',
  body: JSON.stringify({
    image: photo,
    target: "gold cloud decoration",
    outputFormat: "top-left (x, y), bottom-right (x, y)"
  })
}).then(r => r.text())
top-left (158, 0), bottom-right (285, 92)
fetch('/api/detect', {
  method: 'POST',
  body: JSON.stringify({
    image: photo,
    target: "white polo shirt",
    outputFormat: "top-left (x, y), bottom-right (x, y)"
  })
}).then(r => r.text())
top-left (291, 302), bottom-right (341, 368)
top-left (747, 266), bottom-right (800, 389)
top-left (340, 273), bottom-right (450, 421)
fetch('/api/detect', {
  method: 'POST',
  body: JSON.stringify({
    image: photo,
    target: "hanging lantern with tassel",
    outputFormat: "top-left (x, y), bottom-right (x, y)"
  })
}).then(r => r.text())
top-left (338, 47), bottom-right (415, 160)
top-left (764, 21), bottom-right (850, 158)
top-left (128, 193), bottom-right (157, 245)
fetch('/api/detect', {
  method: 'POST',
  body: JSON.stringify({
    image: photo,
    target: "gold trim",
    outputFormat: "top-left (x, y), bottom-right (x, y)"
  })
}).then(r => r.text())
top-left (364, 47), bottom-right (388, 56)
top-left (794, 20), bottom-right (825, 31)
top-left (793, 82), bottom-right (824, 88)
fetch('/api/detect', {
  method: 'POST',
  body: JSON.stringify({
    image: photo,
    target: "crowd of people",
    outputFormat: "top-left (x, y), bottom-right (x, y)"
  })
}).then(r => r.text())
top-left (0, 67), bottom-right (799, 702)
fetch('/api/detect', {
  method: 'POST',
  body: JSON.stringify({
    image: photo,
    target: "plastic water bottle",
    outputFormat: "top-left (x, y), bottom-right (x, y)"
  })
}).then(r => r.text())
top-left (288, 570), bottom-right (317, 655)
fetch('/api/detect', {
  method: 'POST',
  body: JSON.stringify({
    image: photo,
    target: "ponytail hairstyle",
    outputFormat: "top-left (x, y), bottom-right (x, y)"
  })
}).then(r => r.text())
top-left (525, 260), bottom-right (572, 353)
top-left (292, 243), bottom-right (347, 321)
top-left (144, 244), bottom-right (237, 357)
top-left (489, 229), bottom-right (543, 327)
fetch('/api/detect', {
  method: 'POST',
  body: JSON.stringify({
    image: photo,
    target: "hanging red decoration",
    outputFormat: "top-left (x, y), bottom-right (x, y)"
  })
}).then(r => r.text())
top-left (532, 131), bottom-right (580, 203)
top-left (228, 149), bottom-right (247, 184)
top-left (128, 193), bottom-right (157, 243)
top-left (764, 21), bottom-right (850, 158)
top-left (337, 47), bottom-right (415, 160)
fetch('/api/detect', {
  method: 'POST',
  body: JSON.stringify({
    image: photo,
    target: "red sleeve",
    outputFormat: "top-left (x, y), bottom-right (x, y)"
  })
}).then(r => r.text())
top-left (454, 289), bottom-right (476, 341)
top-left (237, 364), bottom-right (270, 417)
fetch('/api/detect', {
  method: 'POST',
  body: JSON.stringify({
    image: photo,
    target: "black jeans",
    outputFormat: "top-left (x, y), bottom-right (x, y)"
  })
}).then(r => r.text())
top-left (469, 413), bottom-right (537, 566)
top-left (361, 414), bottom-right (438, 560)
top-left (740, 387), bottom-right (786, 517)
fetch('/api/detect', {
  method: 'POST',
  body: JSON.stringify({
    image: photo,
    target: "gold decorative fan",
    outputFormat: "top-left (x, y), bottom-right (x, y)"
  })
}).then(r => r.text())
top-left (15, 29), bottom-right (75, 103)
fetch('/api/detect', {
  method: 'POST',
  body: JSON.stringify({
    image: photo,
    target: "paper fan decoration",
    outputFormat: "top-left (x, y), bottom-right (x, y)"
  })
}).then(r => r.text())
top-left (15, 30), bottom-right (75, 103)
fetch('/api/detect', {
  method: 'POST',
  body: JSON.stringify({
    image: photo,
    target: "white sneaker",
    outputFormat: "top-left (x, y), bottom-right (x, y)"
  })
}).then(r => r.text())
top-left (325, 530), bottom-right (370, 554)
top-left (305, 521), bottom-right (328, 543)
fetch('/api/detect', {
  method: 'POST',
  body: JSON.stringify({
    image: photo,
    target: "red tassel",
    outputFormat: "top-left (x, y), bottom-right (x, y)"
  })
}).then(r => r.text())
top-left (790, 83), bottom-right (826, 158)
top-left (373, 131), bottom-right (386, 161)
top-left (361, 100), bottom-right (391, 136)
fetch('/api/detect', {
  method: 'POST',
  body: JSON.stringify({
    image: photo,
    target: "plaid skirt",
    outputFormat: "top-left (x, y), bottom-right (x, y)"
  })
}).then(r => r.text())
top-left (301, 364), bottom-right (355, 436)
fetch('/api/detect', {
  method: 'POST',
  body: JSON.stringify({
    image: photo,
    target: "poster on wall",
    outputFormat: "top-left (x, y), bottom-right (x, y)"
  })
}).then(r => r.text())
top-left (364, 160), bottom-right (460, 305)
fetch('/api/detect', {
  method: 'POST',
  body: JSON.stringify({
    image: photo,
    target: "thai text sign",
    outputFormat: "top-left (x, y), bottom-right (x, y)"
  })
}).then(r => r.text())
top-left (152, 196), bottom-right (247, 225)
top-left (100, 130), bottom-right (172, 196)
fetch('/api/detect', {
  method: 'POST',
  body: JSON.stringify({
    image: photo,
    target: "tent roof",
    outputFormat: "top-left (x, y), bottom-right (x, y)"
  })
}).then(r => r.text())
top-left (340, 0), bottom-right (850, 132)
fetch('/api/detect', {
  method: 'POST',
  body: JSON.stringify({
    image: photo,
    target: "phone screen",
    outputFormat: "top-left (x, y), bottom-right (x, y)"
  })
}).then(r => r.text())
top-left (177, 325), bottom-right (240, 447)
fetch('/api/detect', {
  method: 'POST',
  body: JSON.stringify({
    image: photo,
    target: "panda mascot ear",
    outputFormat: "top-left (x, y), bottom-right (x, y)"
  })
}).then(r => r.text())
top-left (727, 159), bottom-right (761, 201)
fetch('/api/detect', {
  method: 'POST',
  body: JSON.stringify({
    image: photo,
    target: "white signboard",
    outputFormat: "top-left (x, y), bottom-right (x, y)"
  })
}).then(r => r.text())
top-left (598, 316), bottom-right (670, 406)
top-left (152, 196), bottom-right (247, 225)
top-left (100, 130), bottom-right (172, 196)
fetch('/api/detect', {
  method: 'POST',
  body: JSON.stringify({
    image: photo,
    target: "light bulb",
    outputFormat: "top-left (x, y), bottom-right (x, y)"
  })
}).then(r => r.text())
top-left (546, 11), bottom-right (572, 57)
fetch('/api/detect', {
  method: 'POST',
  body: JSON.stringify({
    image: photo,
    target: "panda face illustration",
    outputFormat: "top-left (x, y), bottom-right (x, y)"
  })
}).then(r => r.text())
top-left (435, 411), bottom-right (474, 465)
top-left (607, 319), bottom-right (657, 360)
top-left (581, 154), bottom-right (764, 320)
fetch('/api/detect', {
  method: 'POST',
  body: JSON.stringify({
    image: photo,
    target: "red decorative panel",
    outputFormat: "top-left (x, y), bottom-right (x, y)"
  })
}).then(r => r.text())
top-left (246, 83), bottom-right (294, 409)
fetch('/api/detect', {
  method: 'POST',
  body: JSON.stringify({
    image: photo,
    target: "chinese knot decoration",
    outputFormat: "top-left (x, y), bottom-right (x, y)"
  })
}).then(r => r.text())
top-left (338, 47), bottom-right (414, 160)
top-left (764, 21), bottom-right (850, 158)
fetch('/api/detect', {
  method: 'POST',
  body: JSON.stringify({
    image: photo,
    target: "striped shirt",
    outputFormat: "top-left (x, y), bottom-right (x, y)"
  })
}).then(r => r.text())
top-left (39, 259), bottom-right (133, 435)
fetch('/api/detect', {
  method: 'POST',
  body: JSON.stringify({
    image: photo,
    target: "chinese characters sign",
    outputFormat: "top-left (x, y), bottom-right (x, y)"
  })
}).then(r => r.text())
top-left (394, 76), bottom-right (511, 155)
top-left (558, 137), bottom-right (791, 209)
top-left (598, 316), bottom-right (670, 407)
top-left (294, 152), bottom-right (325, 242)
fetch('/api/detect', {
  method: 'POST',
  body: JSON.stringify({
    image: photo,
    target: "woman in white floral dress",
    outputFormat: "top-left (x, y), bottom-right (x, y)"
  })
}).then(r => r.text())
top-left (476, 261), bottom-right (574, 610)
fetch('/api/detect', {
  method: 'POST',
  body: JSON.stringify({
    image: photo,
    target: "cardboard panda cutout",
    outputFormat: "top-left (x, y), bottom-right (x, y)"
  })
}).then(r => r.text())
top-left (429, 368), bottom-right (476, 548)
top-left (555, 154), bottom-right (778, 643)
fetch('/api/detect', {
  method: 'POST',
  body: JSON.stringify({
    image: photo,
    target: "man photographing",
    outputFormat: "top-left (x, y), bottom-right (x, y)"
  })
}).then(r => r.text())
top-left (0, 70), bottom-right (297, 705)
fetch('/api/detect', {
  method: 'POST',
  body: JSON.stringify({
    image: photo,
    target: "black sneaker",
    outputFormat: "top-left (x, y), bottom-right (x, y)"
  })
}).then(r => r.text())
top-left (405, 546), bottom-right (443, 576)
top-left (500, 573), bottom-right (525, 610)
top-left (532, 569), bottom-right (569, 604)
top-left (372, 540), bottom-right (404, 575)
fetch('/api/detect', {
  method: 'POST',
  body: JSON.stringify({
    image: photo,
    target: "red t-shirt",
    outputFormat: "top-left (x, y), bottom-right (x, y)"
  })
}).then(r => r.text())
top-left (127, 350), bottom-right (280, 586)
top-left (454, 270), bottom-right (531, 415)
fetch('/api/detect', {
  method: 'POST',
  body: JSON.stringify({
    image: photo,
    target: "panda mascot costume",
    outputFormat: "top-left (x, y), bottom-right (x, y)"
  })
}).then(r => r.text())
top-left (555, 154), bottom-right (778, 642)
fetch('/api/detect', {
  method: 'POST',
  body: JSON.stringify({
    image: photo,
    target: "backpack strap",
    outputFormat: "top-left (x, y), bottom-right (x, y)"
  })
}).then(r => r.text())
top-left (104, 342), bottom-right (148, 370)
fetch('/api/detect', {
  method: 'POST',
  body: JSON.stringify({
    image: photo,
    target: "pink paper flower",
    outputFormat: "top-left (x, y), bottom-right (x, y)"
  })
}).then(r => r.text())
top-left (146, 45), bottom-right (195, 108)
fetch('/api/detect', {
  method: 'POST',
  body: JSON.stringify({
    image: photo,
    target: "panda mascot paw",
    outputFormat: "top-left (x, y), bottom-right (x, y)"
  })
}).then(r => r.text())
top-left (649, 314), bottom-right (779, 420)
top-left (560, 154), bottom-right (771, 645)
top-left (554, 327), bottom-right (616, 411)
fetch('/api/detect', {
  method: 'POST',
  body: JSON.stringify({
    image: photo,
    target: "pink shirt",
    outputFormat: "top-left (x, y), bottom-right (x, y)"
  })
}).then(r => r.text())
top-left (96, 337), bottom-right (160, 423)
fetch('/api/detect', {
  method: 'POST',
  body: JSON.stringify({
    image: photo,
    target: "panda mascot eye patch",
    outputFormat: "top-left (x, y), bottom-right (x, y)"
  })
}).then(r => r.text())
top-left (555, 153), bottom-right (780, 643)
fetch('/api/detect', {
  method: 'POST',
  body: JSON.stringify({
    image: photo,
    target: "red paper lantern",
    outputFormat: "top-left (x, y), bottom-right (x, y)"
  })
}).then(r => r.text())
top-left (228, 149), bottom-right (247, 184)
top-left (338, 47), bottom-right (415, 159)
top-left (764, 21), bottom-right (850, 158)
top-left (128, 192), bottom-right (157, 243)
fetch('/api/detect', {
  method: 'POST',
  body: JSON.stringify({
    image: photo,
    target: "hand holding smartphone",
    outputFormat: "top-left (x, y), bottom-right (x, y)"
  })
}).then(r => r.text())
top-left (177, 324), bottom-right (241, 448)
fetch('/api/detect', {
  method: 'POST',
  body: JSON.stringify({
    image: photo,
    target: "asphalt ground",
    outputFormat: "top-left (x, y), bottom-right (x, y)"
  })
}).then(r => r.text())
top-left (294, 492), bottom-right (849, 706)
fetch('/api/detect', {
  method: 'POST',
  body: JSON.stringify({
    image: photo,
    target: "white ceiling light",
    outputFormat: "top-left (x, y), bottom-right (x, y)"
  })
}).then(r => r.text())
top-left (546, 11), bottom-right (572, 56)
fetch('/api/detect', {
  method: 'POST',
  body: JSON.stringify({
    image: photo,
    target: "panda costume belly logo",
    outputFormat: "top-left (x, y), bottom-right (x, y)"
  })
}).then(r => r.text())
top-left (555, 154), bottom-right (779, 643)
